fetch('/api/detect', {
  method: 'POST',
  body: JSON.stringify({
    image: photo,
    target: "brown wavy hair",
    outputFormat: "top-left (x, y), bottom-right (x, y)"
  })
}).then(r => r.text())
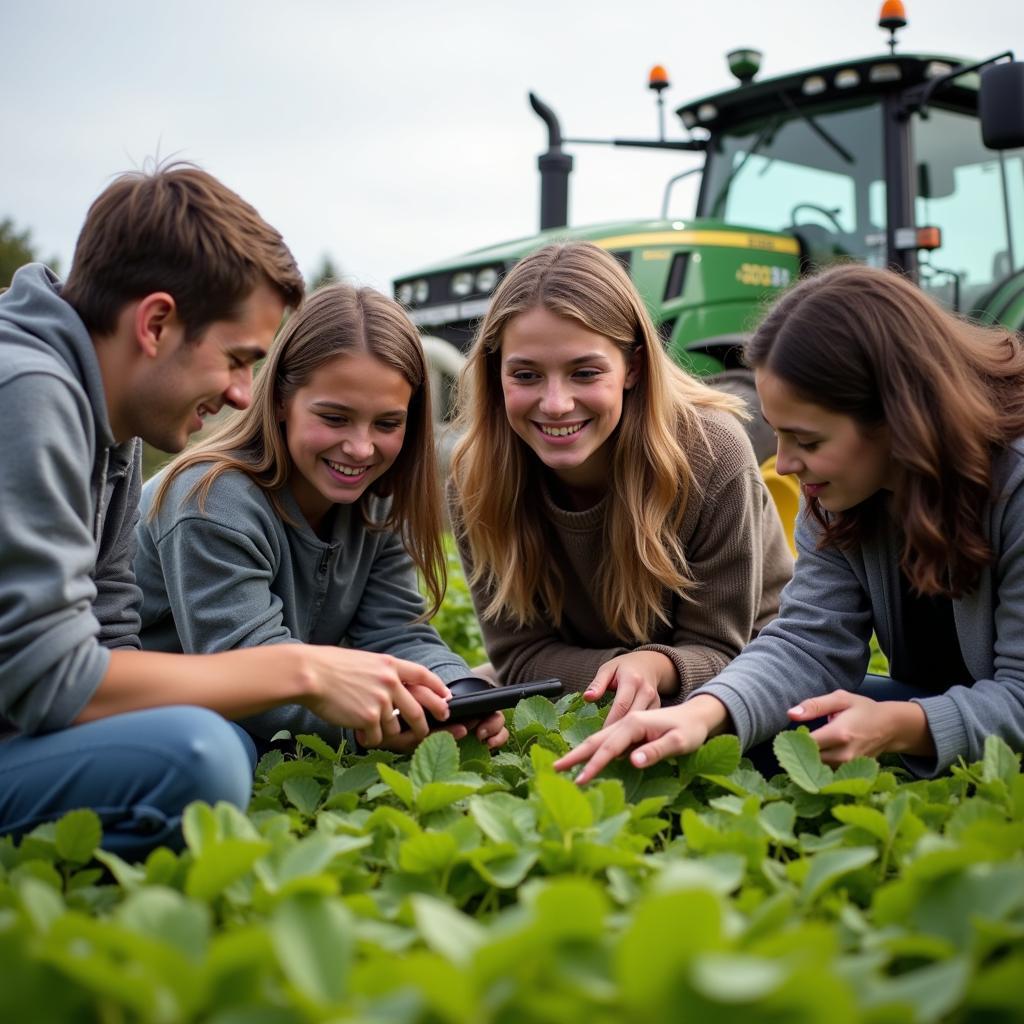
top-left (64, 162), bottom-right (304, 341)
top-left (150, 283), bottom-right (447, 615)
top-left (449, 242), bottom-right (744, 642)
top-left (747, 263), bottom-right (1024, 597)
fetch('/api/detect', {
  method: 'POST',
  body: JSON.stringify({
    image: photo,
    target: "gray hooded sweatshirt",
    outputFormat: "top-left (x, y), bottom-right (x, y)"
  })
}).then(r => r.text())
top-left (695, 440), bottom-right (1024, 778)
top-left (0, 265), bottom-right (142, 736)
top-left (135, 463), bottom-right (470, 745)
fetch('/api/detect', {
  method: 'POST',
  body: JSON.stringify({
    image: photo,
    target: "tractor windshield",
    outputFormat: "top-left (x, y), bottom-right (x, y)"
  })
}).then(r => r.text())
top-left (912, 106), bottom-right (1024, 312)
top-left (699, 100), bottom-right (887, 268)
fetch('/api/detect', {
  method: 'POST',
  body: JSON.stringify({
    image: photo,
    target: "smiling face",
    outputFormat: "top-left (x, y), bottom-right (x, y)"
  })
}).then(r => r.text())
top-left (140, 281), bottom-right (285, 453)
top-left (756, 367), bottom-right (896, 513)
top-left (281, 350), bottom-right (413, 531)
top-left (500, 305), bottom-right (639, 496)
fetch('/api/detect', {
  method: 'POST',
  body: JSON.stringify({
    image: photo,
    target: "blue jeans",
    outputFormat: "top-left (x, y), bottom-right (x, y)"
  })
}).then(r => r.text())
top-left (745, 675), bottom-right (931, 776)
top-left (0, 706), bottom-right (257, 860)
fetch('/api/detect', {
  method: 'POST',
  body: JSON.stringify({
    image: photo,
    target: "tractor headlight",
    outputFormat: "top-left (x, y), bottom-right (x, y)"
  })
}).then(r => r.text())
top-left (475, 267), bottom-right (499, 293)
top-left (451, 271), bottom-right (474, 297)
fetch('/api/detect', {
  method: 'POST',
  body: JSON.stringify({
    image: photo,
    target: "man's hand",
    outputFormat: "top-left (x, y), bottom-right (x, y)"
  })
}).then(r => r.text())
top-left (787, 690), bottom-right (935, 764)
top-left (583, 651), bottom-right (678, 725)
top-left (553, 695), bottom-right (729, 785)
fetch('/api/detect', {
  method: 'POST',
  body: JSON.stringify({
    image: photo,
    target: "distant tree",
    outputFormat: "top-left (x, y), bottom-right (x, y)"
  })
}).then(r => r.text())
top-left (1, 218), bottom-right (38, 288)
top-left (309, 253), bottom-right (342, 290)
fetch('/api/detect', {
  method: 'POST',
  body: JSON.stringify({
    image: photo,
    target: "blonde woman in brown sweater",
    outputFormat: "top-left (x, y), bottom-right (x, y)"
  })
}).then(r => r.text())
top-left (449, 242), bottom-right (793, 724)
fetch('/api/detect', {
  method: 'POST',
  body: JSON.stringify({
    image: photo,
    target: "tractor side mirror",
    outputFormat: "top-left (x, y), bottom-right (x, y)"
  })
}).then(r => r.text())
top-left (979, 61), bottom-right (1024, 150)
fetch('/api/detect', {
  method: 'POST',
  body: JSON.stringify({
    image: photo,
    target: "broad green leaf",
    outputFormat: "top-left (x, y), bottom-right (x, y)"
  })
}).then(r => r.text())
top-left (690, 952), bottom-right (785, 1002)
top-left (530, 743), bottom-right (558, 775)
top-left (116, 887), bottom-right (210, 960)
top-left (54, 809), bottom-right (102, 864)
top-left (469, 793), bottom-right (536, 845)
top-left (529, 877), bottom-right (609, 937)
top-left (185, 838), bottom-right (271, 901)
top-left (264, 834), bottom-right (366, 891)
top-left (182, 801), bottom-right (219, 856)
top-left (861, 955), bottom-right (971, 1023)
top-left (469, 848), bottom-right (537, 888)
top-left (801, 846), bottom-right (877, 905)
top-left (295, 733), bottom-right (341, 762)
top-left (16, 876), bottom-right (65, 932)
top-left (982, 735), bottom-right (1020, 789)
top-left (416, 781), bottom-right (476, 814)
top-left (561, 712), bottom-right (603, 748)
top-left (398, 831), bottom-right (459, 873)
top-left (773, 729), bottom-right (833, 793)
top-left (266, 758), bottom-right (324, 788)
top-left (330, 759), bottom-right (383, 796)
top-left (652, 853), bottom-right (746, 895)
top-left (93, 848), bottom-right (146, 891)
top-left (535, 772), bottom-right (594, 835)
top-left (692, 734), bottom-right (743, 777)
top-left (832, 804), bottom-right (889, 843)
top-left (282, 776), bottom-right (322, 816)
top-left (513, 695), bottom-right (559, 736)
top-left (410, 731), bottom-right (459, 787)
top-left (271, 894), bottom-right (353, 1005)
top-left (377, 763), bottom-right (416, 808)
top-left (618, 888), bottom-right (723, 1011)
top-left (410, 894), bottom-right (484, 965)
top-left (759, 801), bottom-right (797, 843)
top-left (821, 757), bottom-right (879, 796)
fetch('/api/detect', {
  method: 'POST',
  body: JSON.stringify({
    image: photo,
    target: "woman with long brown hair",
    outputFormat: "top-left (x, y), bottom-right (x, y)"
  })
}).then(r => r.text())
top-left (449, 241), bottom-right (793, 722)
top-left (135, 283), bottom-right (508, 752)
top-left (558, 263), bottom-right (1024, 783)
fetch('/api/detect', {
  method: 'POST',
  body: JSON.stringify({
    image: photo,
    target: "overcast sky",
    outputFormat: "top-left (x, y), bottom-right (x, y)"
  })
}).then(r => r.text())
top-left (3, 0), bottom-right (1021, 292)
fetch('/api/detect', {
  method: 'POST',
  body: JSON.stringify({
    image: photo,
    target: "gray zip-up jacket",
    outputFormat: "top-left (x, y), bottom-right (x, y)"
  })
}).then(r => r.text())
top-left (135, 463), bottom-right (470, 744)
top-left (695, 439), bottom-right (1024, 777)
top-left (0, 265), bottom-right (142, 736)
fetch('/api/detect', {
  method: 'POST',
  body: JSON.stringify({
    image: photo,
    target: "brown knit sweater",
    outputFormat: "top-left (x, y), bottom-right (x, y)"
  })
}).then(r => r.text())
top-left (452, 406), bottom-right (794, 699)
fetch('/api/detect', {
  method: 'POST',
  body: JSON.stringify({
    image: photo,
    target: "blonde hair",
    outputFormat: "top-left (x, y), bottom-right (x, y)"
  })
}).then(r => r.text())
top-left (450, 242), bottom-right (744, 642)
top-left (151, 283), bottom-right (448, 614)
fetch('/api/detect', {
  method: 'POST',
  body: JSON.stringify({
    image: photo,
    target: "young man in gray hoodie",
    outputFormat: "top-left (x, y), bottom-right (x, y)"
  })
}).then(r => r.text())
top-left (0, 166), bottom-right (451, 858)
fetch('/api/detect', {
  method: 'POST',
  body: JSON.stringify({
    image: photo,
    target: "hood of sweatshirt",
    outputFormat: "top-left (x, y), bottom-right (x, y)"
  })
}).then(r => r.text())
top-left (0, 263), bottom-right (115, 451)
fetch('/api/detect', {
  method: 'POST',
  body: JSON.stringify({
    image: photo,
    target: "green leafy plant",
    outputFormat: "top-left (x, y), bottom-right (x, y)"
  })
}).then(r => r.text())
top-left (2, 700), bottom-right (1022, 1023)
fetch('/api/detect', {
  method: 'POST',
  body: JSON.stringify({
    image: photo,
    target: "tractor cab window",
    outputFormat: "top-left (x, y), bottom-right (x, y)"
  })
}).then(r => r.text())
top-left (701, 101), bottom-right (887, 269)
top-left (913, 105), bottom-right (1024, 313)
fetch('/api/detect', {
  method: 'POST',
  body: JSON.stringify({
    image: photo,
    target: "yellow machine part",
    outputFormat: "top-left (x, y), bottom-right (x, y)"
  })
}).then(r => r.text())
top-left (760, 455), bottom-right (799, 556)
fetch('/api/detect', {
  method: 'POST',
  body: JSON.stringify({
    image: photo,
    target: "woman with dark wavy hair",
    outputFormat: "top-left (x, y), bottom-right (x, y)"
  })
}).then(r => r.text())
top-left (558, 263), bottom-right (1024, 783)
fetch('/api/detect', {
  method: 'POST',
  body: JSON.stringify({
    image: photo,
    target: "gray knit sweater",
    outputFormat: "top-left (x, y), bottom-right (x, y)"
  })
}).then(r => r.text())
top-left (453, 407), bottom-right (794, 697)
top-left (696, 439), bottom-right (1024, 778)
top-left (136, 464), bottom-right (470, 744)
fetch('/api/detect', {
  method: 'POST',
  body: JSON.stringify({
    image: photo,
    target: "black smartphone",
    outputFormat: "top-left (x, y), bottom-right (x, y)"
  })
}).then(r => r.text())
top-left (406, 676), bottom-right (562, 730)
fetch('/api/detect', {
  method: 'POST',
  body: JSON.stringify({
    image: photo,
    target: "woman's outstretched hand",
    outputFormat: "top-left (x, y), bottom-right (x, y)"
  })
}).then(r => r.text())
top-left (554, 694), bottom-right (730, 785)
top-left (787, 690), bottom-right (934, 764)
top-left (583, 651), bottom-right (678, 725)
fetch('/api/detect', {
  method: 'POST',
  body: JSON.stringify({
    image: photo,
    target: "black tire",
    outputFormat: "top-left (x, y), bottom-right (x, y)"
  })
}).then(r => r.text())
top-left (706, 368), bottom-right (776, 464)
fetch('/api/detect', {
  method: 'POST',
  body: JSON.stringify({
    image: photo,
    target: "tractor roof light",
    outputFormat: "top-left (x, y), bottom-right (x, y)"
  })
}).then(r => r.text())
top-left (648, 64), bottom-right (670, 92)
top-left (697, 103), bottom-right (718, 123)
top-left (835, 68), bottom-right (861, 89)
top-left (802, 75), bottom-right (827, 96)
top-left (680, 109), bottom-right (697, 129)
top-left (878, 0), bottom-right (907, 55)
top-left (727, 48), bottom-right (762, 85)
top-left (869, 62), bottom-right (902, 82)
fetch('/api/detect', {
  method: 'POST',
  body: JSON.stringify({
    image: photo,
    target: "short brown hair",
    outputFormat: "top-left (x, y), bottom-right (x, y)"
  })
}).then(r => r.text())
top-left (63, 162), bottom-right (304, 339)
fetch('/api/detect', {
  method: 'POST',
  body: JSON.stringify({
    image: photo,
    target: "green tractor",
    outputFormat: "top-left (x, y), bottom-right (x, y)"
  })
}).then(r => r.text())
top-left (394, 5), bottom-right (1024, 541)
